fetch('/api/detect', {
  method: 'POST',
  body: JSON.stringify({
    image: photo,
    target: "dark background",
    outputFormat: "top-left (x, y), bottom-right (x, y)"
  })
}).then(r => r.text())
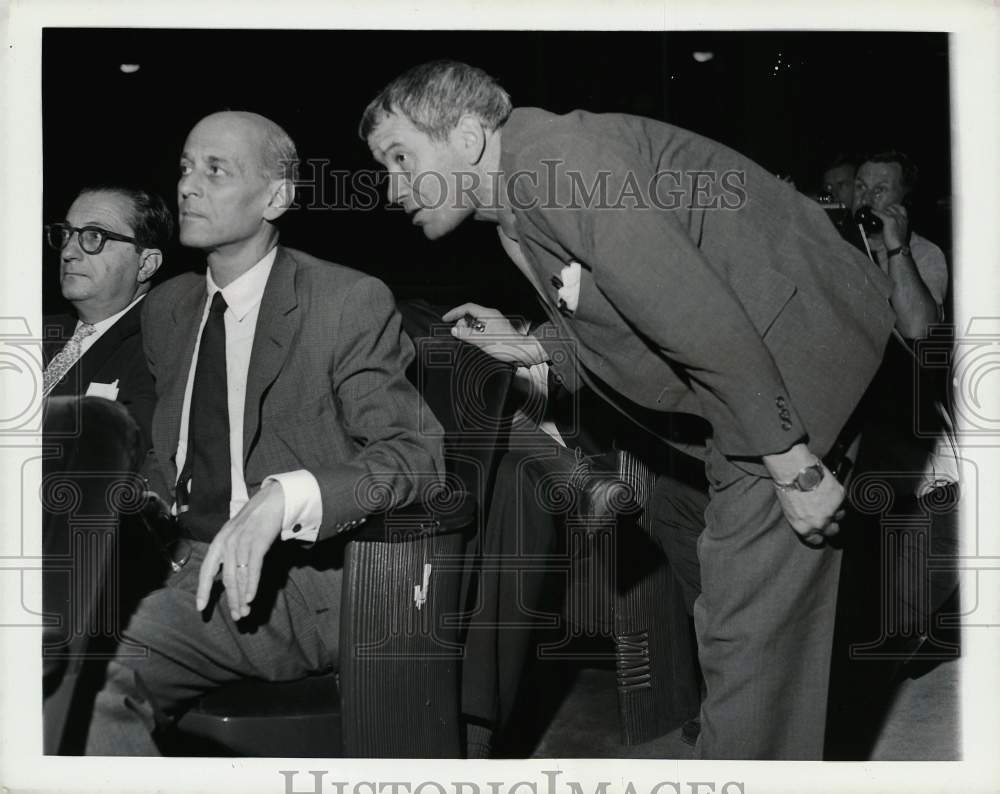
top-left (42, 29), bottom-right (951, 315)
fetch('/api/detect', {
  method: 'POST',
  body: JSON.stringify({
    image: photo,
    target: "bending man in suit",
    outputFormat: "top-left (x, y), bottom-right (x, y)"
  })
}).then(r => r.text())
top-left (84, 110), bottom-right (443, 755)
top-left (43, 186), bottom-right (172, 444)
top-left (361, 61), bottom-right (896, 759)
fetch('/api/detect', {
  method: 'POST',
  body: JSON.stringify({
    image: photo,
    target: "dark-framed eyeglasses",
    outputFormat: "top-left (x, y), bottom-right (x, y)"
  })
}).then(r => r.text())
top-left (45, 223), bottom-right (138, 255)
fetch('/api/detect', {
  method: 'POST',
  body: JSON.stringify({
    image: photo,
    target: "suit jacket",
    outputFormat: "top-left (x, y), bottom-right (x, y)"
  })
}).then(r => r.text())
top-left (501, 108), bottom-right (897, 461)
top-left (140, 246), bottom-right (444, 551)
top-left (43, 301), bottom-right (155, 447)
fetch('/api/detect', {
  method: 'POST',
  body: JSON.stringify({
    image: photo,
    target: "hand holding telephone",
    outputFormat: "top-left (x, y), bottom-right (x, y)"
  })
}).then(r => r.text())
top-left (853, 205), bottom-right (883, 233)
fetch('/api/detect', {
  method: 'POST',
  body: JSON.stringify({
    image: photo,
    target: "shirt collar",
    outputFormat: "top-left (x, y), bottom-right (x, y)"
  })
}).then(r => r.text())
top-left (205, 246), bottom-right (278, 321)
top-left (78, 293), bottom-right (145, 334)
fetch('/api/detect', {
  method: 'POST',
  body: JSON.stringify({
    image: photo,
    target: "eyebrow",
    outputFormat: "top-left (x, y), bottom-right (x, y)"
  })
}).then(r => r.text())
top-left (375, 141), bottom-right (403, 159)
top-left (179, 152), bottom-right (243, 172)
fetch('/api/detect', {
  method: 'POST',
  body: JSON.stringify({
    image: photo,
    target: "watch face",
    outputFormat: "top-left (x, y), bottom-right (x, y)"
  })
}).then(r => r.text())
top-left (797, 464), bottom-right (824, 491)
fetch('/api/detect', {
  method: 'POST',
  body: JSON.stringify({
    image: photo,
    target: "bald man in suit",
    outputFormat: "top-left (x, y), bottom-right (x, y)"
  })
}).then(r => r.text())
top-left (83, 111), bottom-right (442, 755)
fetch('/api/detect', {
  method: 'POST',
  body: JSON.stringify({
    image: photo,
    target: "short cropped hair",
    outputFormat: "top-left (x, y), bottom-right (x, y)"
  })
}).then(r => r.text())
top-left (257, 117), bottom-right (299, 182)
top-left (863, 150), bottom-right (919, 197)
top-left (359, 60), bottom-right (513, 142)
top-left (78, 186), bottom-right (174, 251)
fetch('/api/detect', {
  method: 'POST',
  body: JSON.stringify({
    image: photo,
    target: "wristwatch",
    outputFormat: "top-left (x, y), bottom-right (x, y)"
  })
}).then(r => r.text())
top-left (773, 461), bottom-right (825, 492)
top-left (885, 244), bottom-right (911, 259)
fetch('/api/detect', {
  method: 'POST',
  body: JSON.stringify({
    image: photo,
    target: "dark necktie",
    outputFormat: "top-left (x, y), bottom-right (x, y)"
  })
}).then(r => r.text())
top-left (177, 291), bottom-right (231, 541)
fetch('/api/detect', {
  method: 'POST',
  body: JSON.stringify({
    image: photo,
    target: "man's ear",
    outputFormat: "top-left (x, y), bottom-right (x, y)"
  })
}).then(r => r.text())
top-left (137, 248), bottom-right (163, 284)
top-left (263, 178), bottom-right (295, 222)
top-left (454, 114), bottom-right (487, 166)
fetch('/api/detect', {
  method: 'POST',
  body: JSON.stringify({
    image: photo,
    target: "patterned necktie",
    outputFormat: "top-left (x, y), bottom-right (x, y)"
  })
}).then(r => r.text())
top-left (43, 322), bottom-right (96, 396)
top-left (177, 291), bottom-right (232, 541)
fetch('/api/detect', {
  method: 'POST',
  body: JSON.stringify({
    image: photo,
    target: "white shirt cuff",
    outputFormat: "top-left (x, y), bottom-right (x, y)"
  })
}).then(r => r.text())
top-left (266, 470), bottom-right (323, 543)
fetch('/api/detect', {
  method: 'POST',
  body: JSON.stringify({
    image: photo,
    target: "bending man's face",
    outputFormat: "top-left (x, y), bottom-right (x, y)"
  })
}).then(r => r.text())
top-left (367, 112), bottom-right (476, 240)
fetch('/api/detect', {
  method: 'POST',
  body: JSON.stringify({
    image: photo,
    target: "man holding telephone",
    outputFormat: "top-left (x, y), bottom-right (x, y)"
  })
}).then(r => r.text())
top-left (851, 150), bottom-right (947, 338)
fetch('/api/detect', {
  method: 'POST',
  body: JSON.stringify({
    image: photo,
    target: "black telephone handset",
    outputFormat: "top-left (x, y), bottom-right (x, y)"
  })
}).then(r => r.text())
top-left (853, 205), bottom-right (884, 233)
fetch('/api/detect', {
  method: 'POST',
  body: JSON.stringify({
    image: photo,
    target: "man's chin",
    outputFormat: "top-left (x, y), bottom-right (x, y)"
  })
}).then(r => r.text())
top-left (178, 231), bottom-right (212, 249)
top-left (419, 218), bottom-right (460, 241)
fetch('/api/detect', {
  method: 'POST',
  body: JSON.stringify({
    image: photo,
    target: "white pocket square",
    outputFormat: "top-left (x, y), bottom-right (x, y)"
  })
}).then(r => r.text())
top-left (85, 379), bottom-right (120, 400)
top-left (556, 261), bottom-right (582, 315)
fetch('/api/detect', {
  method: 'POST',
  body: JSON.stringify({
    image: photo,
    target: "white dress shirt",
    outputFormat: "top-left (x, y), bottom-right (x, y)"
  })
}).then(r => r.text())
top-left (173, 247), bottom-right (323, 542)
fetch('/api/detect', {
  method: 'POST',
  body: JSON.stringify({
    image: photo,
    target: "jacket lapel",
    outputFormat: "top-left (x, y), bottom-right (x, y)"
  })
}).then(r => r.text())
top-left (153, 282), bottom-right (205, 477)
top-left (74, 301), bottom-right (142, 389)
top-left (243, 247), bottom-right (299, 465)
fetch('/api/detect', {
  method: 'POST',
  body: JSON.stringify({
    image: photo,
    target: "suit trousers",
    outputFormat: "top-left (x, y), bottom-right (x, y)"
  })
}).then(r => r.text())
top-left (461, 444), bottom-right (577, 732)
top-left (84, 541), bottom-right (339, 755)
top-left (692, 442), bottom-right (842, 759)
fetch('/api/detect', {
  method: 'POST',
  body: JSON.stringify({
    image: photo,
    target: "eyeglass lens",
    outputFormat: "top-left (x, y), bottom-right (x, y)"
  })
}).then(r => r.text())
top-left (47, 225), bottom-right (108, 254)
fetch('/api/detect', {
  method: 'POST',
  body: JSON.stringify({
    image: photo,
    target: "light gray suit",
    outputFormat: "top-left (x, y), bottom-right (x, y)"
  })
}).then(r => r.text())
top-left (85, 246), bottom-right (443, 755)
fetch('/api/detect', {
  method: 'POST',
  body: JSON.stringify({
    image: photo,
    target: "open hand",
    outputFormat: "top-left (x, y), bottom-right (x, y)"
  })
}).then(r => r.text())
top-left (195, 480), bottom-right (285, 620)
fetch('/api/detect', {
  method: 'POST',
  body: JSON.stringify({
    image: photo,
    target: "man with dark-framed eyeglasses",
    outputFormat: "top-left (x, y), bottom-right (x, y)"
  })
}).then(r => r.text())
top-left (43, 186), bottom-right (173, 444)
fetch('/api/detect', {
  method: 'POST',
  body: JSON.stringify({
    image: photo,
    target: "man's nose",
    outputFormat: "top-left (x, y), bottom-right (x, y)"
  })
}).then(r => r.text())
top-left (178, 171), bottom-right (201, 199)
top-left (386, 172), bottom-right (410, 207)
top-left (61, 231), bottom-right (83, 261)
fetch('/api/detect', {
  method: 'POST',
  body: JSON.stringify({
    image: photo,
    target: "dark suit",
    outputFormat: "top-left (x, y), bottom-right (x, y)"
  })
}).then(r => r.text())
top-left (496, 108), bottom-right (896, 758)
top-left (84, 246), bottom-right (443, 755)
top-left (44, 302), bottom-right (155, 446)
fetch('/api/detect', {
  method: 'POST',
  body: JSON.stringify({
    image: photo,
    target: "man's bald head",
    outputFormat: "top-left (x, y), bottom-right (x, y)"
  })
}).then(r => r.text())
top-left (203, 111), bottom-right (298, 182)
top-left (178, 110), bottom-right (297, 261)
top-left (190, 111), bottom-right (298, 182)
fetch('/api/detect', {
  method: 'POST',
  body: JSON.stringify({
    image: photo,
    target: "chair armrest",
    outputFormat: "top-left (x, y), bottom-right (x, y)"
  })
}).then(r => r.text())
top-left (344, 490), bottom-right (475, 543)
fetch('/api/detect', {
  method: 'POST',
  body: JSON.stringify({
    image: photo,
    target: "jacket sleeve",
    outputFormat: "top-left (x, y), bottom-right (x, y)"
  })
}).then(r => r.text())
top-left (311, 276), bottom-right (445, 540)
top-left (511, 134), bottom-right (806, 458)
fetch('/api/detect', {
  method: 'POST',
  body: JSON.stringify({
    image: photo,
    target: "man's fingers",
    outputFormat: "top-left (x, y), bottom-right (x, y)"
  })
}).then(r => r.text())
top-left (442, 303), bottom-right (485, 322)
top-left (241, 545), bottom-right (266, 617)
top-left (195, 542), bottom-right (223, 612)
top-left (220, 536), bottom-right (242, 620)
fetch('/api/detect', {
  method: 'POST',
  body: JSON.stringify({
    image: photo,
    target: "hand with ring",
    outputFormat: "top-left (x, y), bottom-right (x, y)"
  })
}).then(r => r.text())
top-left (442, 303), bottom-right (548, 367)
top-left (195, 481), bottom-right (286, 621)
